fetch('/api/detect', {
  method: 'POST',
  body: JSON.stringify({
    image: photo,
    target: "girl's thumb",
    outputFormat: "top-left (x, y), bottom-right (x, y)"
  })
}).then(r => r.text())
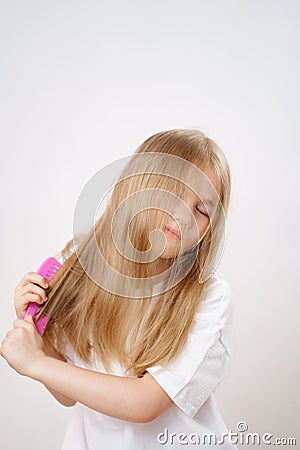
top-left (24, 314), bottom-right (34, 324)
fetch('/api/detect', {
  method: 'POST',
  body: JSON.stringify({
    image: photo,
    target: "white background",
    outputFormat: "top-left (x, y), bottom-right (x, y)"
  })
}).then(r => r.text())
top-left (0, 1), bottom-right (299, 449)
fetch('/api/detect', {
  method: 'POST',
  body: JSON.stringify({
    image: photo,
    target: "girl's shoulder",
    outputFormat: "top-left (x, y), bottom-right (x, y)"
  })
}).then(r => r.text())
top-left (204, 269), bottom-right (233, 300)
top-left (194, 269), bottom-right (233, 329)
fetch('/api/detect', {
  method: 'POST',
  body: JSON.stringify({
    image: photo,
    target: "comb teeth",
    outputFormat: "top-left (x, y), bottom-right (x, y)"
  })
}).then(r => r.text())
top-left (36, 257), bottom-right (62, 281)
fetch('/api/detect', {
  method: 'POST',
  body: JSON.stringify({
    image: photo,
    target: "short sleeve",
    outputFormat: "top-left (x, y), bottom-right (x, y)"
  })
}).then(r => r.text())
top-left (63, 342), bottom-right (77, 365)
top-left (57, 330), bottom-right (77, 365)
top-left (146, 272), bottom-right (234, 418)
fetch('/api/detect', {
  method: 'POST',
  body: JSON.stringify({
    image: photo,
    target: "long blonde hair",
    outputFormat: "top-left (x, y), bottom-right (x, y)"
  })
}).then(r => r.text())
top-left (38, 129), bottom-right (231, 378)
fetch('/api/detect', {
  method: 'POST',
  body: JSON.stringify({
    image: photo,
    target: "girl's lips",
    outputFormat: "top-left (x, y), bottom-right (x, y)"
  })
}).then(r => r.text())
top-left (164, 225), bottom-right (181, 240)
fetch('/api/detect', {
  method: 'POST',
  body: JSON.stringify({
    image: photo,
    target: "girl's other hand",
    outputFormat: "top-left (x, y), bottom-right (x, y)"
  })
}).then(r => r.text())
top-left (14, 272), bottom-right (49, 319)
top-left (0, 314), bottom-right (47, 377)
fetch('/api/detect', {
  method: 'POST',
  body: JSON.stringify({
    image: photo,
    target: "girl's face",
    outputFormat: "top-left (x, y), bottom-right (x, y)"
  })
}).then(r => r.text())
top-left (157, 164), bottom-right (220, 260)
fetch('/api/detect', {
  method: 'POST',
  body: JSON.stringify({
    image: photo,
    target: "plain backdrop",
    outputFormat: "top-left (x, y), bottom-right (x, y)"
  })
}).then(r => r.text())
top-left (0, 1), bottom-right (299, 449)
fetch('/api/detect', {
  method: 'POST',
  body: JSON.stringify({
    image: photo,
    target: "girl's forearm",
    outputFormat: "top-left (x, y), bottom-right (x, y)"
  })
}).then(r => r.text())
top-left (31, 356), bottom-right (148, 423)
top-left (44, 384), bottom-right (76, 407)
top-left (42, 340), bottom-right (77, 407)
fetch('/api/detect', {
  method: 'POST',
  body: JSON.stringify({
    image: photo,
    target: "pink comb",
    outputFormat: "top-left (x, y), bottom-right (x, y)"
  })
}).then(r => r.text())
top-left (24, 257), bottom-right (62, 335)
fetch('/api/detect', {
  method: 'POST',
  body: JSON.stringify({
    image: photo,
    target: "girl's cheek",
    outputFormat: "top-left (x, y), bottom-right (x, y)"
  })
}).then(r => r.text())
top-left (197, 216), bottom-right (210, 235)
top-left (183, 228), bottom-right (200, 247)
top-left (192, 221), bottom-right (203, 238)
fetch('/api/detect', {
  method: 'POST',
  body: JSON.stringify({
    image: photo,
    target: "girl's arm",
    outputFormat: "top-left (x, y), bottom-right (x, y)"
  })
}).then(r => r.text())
top-left (42, 340), bottom-right (77, 407)
top-left (1, 316), bottom-right (173, 422)
top-left (31, 357), bottom-right (173, 423)
top-left (13, 270), bottom-right (75, 407)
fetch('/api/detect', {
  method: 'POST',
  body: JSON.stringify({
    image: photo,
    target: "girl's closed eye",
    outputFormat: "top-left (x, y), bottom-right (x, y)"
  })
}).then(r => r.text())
top-left (196, 205), bottom-right (208, 217)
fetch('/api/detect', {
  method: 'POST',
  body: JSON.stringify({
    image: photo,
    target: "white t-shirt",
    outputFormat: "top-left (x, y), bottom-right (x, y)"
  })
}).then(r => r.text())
top-left (60, 270), bottom-right (237, 449)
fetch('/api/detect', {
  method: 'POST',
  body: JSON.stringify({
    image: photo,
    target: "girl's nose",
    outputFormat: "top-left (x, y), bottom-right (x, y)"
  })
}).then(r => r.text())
top-left (172, 204), bottom-right (192, 229)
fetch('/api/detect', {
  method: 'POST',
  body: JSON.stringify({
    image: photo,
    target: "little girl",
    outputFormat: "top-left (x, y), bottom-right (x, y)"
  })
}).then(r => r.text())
top-left (1, 129), bottom-right (238, 449)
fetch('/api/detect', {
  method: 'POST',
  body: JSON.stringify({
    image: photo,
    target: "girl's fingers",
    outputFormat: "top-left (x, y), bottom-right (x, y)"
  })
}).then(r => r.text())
top-left (22, 283), bottom-right (48, 302)
top-left (14, 272), bottom-right (49, 320)
top-left (18, 272), bottom-right (49, 290)
top-left (6, 329), bottom-right (14, 337)
top-left (13, 318), bottom-right (34, 330)
top-left (21, 292), bottom-right (45, 305)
